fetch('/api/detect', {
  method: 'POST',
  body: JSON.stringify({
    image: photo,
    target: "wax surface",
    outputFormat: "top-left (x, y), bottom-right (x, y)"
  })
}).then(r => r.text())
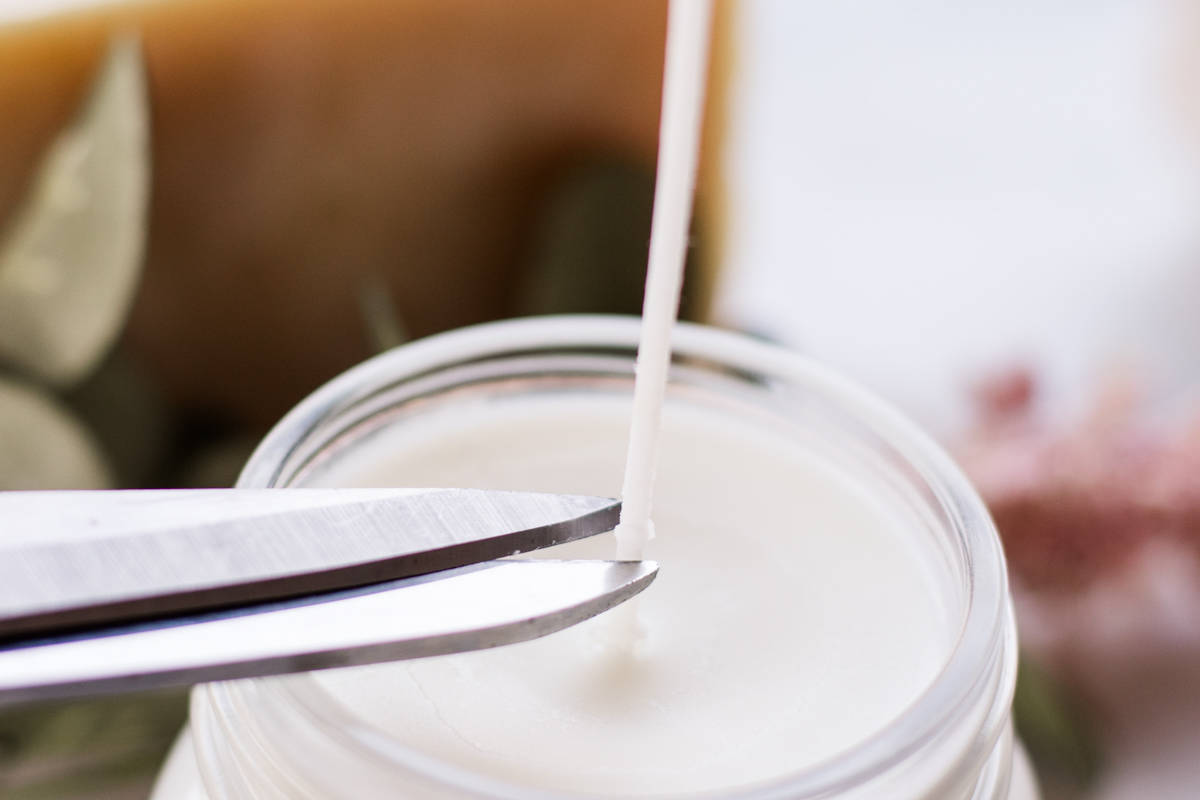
top-left (303, 394), bottom-right (949, 796)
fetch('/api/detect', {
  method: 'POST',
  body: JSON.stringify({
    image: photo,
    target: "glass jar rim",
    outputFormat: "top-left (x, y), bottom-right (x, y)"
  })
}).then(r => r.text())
top-left (234, 314), bottom-right (1012, 798)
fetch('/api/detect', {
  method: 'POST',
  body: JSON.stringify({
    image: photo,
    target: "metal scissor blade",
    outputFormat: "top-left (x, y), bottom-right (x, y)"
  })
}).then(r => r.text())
top-left (0, 489), bottom-right (621, 638)
top-left (0, 559), bottom-right (657, 706)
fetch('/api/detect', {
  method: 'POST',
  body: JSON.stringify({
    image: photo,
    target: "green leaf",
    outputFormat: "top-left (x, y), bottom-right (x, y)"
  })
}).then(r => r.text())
top-left (0, 35), bottom-right (150, 387)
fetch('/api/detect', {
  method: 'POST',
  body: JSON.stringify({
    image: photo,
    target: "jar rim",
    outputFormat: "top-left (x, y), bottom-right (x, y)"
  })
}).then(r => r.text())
top-left (234, 314), bottom-right (1013, 798)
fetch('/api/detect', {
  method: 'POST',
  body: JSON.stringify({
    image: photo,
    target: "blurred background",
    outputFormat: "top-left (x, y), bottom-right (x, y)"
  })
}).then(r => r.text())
top-left (1, 0), bottom-right (1199, 797)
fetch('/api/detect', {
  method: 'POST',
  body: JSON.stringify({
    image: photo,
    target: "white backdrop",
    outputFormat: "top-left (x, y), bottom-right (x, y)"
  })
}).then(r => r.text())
top-left (716, 0), bottom-right (1200, 434)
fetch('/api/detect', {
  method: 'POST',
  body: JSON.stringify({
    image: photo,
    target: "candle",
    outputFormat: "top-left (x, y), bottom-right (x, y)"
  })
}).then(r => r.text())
top-left (151, 316), bottom-right (1036, 799)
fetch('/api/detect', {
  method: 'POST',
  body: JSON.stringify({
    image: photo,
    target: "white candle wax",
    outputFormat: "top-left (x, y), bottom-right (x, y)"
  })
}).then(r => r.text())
top-left (299, 392), bottom-right (950, 796)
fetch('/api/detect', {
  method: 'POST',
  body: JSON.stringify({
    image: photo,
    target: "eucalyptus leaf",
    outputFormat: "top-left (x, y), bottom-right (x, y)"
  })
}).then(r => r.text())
top-left (0, 376), bottom-right (109, 490)
top-left (0, 690), bottom-right (187, 800)
top-left (357, 272), bottom-right (409, 354)
top-left (0, 35), bottom-right (149, 387)
top-left (1014, 654), bottom-right (1103, 792)
top-left (515, 161), bottom-right (655, 318)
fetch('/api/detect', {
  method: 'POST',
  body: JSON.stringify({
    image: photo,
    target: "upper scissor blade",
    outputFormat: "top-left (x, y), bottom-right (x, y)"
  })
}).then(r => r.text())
top-left (0, 488), bottom-right (620, 638)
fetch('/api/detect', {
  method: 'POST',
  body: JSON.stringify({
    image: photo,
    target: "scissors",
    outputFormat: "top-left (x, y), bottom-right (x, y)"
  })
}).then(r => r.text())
top-left (0, 488), bottom-right (655, 706)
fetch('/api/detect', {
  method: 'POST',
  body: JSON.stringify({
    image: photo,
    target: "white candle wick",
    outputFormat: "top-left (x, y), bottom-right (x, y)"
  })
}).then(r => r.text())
top-left (615, 0), bottom-right (715, 563)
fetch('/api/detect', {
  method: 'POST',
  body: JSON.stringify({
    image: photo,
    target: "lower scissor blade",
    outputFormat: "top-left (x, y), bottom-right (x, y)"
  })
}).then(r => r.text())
top-left (0, 559), bottom-right (657, 706)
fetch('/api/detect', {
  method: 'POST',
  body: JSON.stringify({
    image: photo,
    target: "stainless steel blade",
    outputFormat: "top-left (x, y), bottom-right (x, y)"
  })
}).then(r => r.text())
top-left (0, 559), bottom-right (657, 706)
top-left (0, 489), bottom-right (621, 637)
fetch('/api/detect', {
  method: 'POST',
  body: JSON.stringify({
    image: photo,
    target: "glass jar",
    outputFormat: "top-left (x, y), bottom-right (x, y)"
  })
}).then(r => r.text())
top-left (152, 315), bottom-right (1037, 800)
